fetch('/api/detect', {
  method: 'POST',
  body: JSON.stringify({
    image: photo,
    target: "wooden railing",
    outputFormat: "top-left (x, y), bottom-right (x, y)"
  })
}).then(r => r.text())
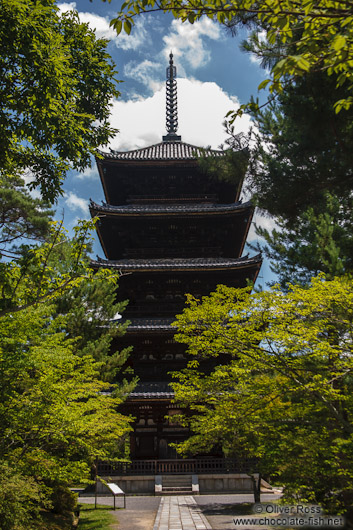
top-left (98, 458), bottom-right (257, 476)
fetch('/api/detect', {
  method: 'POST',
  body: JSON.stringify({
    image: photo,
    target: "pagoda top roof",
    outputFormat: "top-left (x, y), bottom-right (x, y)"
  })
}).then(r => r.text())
top-left (89, 199), bottom-right (252, 215)
top-left (91, 254), bottom-right (262, 272)
top-left (98, 140), bottom-right (225, 162)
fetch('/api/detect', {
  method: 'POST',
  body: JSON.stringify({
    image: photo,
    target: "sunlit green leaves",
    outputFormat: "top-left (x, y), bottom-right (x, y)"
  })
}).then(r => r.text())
top-left (0, 215), bottom-right (132, 527)
top-left (0, 218), bottom-right (118, 316)
top-left (171, 275), bottom-right (353, 512)
top-left (0, 302), bottom-right (131, 507)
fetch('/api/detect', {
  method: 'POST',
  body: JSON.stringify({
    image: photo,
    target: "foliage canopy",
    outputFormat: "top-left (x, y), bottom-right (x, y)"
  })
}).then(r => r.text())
top-left (1, 0), bottom-right (119, 202)
top-left (0, 173), bottom-right (53, 259)
top-left (0, 3), bottom-right (131, 526)
top-left (171, 276), bottom-right (353, 515)
top-left (0, 221), bottom-right (132, 528)
top-left (244, 69), bottom-right (353, 285)
top-left (248, 72), bottom-right (353, 217)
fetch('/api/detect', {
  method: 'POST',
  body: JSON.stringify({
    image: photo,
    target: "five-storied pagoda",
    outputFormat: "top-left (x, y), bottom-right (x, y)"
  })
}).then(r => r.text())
top-left (90, 54), bottom-right (262, 493)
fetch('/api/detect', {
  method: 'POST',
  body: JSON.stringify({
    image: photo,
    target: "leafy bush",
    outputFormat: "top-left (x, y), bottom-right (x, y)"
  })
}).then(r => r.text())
top-left (51, 485), bottom-right (78, 514)
top-left (0, 464), bottom-right (42, 530)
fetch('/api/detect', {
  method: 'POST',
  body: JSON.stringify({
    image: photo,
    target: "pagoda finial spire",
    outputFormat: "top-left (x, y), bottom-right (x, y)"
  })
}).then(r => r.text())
top-left (163, 52), bottom-right (181, 142)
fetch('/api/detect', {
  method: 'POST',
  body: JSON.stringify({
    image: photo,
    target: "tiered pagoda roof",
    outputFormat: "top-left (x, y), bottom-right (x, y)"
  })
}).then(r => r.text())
top-left (98, 140), bottom-right (225, 162)
top-left (129, 382), bottom-right (174, 400)
top-left (90, 199), bottom-right (252, 215)
top-left (121, 318), bottom-right (175, 332)
top-left (91, 197), bottom-right (254, 260)
top-left (91, 254), bottom-right (262, 272)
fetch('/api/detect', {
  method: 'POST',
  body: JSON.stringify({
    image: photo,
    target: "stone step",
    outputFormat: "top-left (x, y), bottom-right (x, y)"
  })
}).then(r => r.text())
top-left (155, 474), bottom-right (200, 495)
top-left (162, 475), bottom-right (192, 487)
top-left (162, 480), bottom-right (192, 486)
top-left (162, 486), bottom-right (192, 491)
top-left (156, 489), bottom-right (194, 496)
top-left (155, 490), bottom-right (192, 497)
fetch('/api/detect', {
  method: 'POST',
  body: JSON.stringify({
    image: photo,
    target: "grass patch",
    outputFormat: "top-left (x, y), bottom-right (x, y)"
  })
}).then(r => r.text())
top-left (78, 504), bottom-right (117, 530)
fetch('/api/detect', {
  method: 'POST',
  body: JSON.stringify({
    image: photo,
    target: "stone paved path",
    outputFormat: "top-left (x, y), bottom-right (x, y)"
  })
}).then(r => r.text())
top-left (79, 495), bottom-right (160, 530)
top-left (79, 492), bottom-right (282, 529)
top-left (153, 496), bottom-right (212, 530)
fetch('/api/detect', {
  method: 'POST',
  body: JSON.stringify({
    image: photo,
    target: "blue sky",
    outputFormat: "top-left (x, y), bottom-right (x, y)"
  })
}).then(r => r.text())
top-left (54, 0), bottom-right (275, 287)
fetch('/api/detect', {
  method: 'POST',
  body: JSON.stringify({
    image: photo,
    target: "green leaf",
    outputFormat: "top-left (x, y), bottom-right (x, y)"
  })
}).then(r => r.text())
top-left (124, 19), bottom-right (132, 34)
top-left (332, 35), bottom-right (347, 51)
top-left (258, 79), bottom-right (271, 91)
top-left (111, 18), bottom-right (122, 35)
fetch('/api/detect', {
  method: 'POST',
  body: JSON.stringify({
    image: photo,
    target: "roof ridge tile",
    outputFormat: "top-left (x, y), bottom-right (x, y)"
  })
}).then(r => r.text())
top-left (98, 141), bottom-right (225, 161)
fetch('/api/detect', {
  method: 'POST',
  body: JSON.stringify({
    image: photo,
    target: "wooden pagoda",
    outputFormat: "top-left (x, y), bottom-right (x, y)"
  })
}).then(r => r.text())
top-left (90, 54), bottom-right (262, 467)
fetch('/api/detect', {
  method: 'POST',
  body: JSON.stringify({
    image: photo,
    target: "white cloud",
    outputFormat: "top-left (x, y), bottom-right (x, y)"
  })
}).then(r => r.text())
top-left (108, 78), bottom-right (252, 151)
top-left (163, 19), bottom-right (222, 69)
top-left (57, 2), bottom-right (76, 12)
top-left (123, 60), bottom-right (163, 93)
top-left (22, 170), bottom-right (42, 200)
top-left (58, 2), bottom-right (148, 50)
top-left (65, 192), bottom-right (89, 215)
top-left (121, 19), bottom-right (223, 92)
top-left (249, 53), bottom-right (262, 65)
top-left (74, 166), bottom-right (99, 181)
top-left (247, 211), bottom-right (279, 243)
top-left (112, 19), bottom-right (149, 51)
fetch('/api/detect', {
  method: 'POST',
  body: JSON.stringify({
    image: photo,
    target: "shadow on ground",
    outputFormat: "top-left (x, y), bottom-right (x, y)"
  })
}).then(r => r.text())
top-left (198, 502), bottom-right (253, 517)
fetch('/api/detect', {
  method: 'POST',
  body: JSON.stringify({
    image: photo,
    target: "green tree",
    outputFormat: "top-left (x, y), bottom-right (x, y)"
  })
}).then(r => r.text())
top-left (0, 4), bottom-right (132, 525)
top-left (0, 221), bottom-right (133, 528)
top-left (243, 70), bottom-right (353, 286)
top-left (0, 218), bottom-right (134, 385)
top-left (248, 72), bottom-right (353, 218)
top-left (52, 240), bottom-right (133, 385)
top-left (0, 219), bottom-right (97, 316)
top-left (108, 0), bottom-right (353, 112)
top-left (1, 0), bottom-right (119, 203)
top-left (0, 303), bottom-right (131, 528)
top-left (0, 464), bottom-right (43, 530)
top-left (0, 173), bottom-right (53, 259)
top-left (253, 193), bottom-right (353, 288)
top-left (171, 277), bottom-right (353, 517)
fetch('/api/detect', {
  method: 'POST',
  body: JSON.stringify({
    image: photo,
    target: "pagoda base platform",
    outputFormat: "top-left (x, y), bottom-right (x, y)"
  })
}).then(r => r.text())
top-left (96, 458), bottom-right (260, 495)
top-left (95, 472), bottom-right (257, 495)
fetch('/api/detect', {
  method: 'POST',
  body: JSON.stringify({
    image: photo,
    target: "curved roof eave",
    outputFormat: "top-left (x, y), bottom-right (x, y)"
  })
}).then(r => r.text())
top-left (89, 199), bottom-right (253, 217)
top-left (96, 140), bottom-right (226, 162)
top-left (90, 254), bottom-right (262, 272)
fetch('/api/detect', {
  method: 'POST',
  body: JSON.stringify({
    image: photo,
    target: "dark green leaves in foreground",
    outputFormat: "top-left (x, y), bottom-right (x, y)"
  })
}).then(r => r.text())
top-left (0, 0), bottom-right (119, 202)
